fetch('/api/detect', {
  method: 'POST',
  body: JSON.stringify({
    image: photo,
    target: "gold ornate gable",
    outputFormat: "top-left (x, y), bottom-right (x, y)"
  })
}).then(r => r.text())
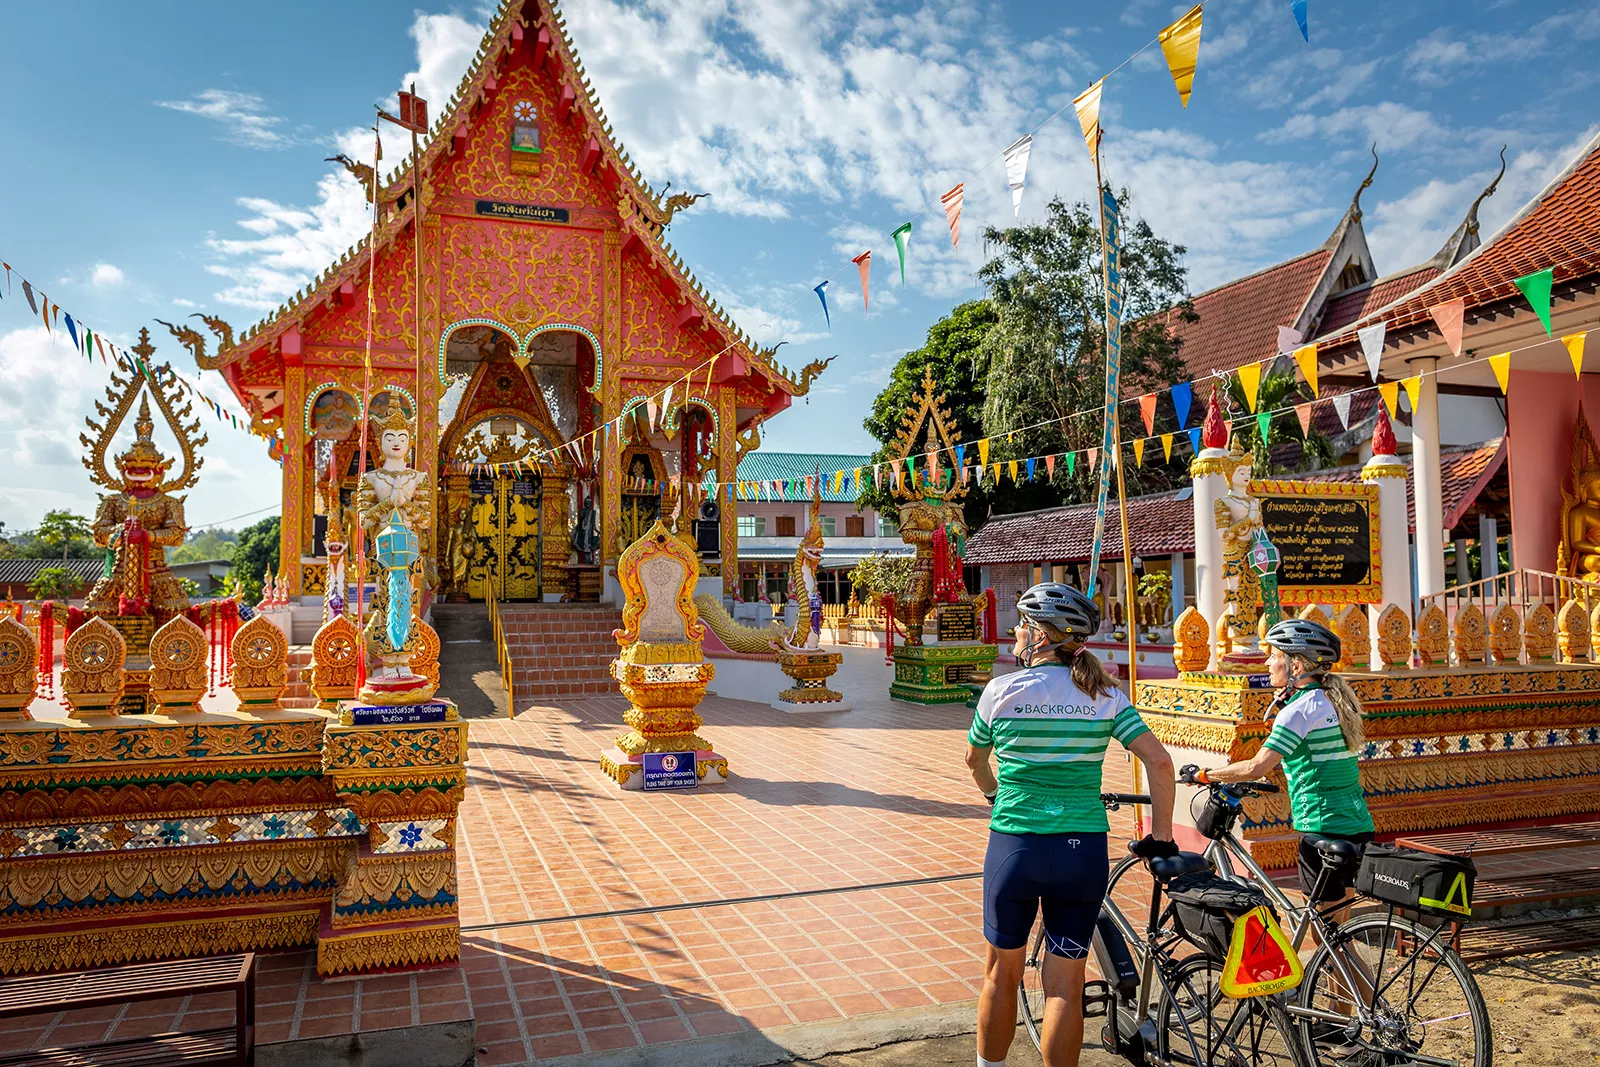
top-left (890, 365), bottom-right (967, 504)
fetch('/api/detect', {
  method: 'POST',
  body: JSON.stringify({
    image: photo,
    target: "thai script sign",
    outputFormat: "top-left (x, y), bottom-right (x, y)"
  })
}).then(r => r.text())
top-left (474, 200), bottom-right (570, 223)
top-left (1252, 480), bottom-right (1382, 604)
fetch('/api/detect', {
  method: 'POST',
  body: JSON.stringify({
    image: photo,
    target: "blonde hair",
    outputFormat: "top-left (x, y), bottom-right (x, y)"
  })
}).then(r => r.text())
top-left (1291, 654), bottom-right (1365, 750)
top-left (1030, 618), bottom-right (1119, 700)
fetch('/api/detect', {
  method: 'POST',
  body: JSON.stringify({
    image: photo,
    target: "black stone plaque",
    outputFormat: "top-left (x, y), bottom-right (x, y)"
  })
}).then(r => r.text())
top-left (938, 603), bottom-right (977, 642)
top-left (1258, 490), bottom-right (1377, 598)
top-left (475, 200), bottom-right (569, 223)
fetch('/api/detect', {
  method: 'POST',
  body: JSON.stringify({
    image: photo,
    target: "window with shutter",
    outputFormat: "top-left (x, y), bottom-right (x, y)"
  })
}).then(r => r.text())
top-left (775, 515), bottom-right (796, 537)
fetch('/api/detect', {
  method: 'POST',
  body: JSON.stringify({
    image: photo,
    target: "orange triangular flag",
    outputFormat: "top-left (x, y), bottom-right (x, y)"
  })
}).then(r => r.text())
top-left (1378, 380), bottom-right (1400, 418)
top-left (1292, 344), bottom-right (1319, 397)
top-left (1563, 331), bottom-right (1588, 379)
top-left (1488, 352), bottom-right (1511, 394)
top-left (1428, 298), bottom-right (1466, 357)
top-left (1087, 446), bottom-right (1099, 471)
top-left (1294, 403), bottom-right (1313, 438)
top-left (1401, 375), bottom-right (1422, 414)
top-left (1138, 393), bottom-right (1157, 436)
top-left (852, 250), bottom-right (872, 312)
top-left (940, 183), bottom-right (964, 248)
top-left (1045, 454), bottom-right (1056, 480)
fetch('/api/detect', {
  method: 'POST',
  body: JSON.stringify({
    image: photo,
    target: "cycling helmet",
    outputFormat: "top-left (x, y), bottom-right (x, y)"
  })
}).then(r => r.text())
top-left (1015, 582), bottom-right (1100, 640)
top-left (1261, 618), bottom-right (1341, 672)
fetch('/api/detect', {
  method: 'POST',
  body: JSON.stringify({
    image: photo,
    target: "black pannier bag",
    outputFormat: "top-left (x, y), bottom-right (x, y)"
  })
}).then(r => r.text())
top-left (1166, 870), bottom-right (1275, 958)
top-left (1356, 843), bottom-right (1476, 920)
top-left (1193, 790), bottom-right (1237, 840)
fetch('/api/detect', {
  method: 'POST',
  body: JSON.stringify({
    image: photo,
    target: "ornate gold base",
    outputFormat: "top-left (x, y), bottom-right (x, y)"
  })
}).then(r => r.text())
top-left (600, 746), bottom-right (730, 790)
top-left (316, 915), bottom-right (461, 978)
top-left (355, 675), bottom-right (440, 706)
top-left (0, 908), bottom-right (320, 977)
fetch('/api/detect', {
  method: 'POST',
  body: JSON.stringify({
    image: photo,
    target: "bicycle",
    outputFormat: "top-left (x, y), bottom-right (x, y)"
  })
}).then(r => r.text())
top-left (1171, 769), bottom-right (1492, 1067)
top-left (1020, 792), bottom-right (1312, 1067)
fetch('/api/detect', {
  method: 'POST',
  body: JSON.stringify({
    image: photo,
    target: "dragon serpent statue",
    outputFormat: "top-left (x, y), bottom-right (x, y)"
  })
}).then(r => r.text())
top-left (775, 473), bottom-right (826, 653)
top-left (79, 338), bottom-right (205, 619)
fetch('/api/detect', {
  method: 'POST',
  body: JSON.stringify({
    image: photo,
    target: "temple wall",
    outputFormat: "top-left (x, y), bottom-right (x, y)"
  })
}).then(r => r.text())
top-left (1506, 369), bottom-right (1600, 572)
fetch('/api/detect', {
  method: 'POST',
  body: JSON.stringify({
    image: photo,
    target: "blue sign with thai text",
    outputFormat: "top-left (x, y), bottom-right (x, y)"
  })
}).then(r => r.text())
top-left (641, 751), bottom-right (698, 791)
top-left (348, 702), bottom-right (451, 726)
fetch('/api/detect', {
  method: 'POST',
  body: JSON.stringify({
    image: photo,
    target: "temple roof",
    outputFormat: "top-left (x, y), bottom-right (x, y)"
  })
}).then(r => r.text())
top-left (210, 0), bottom-right (803, 394)
top-left (736, 452), bottom-right (874, 503)
top-left (965, 437), bottom-right (1506, 565)
top-left (1163, 249), bottom-right (1334, 378)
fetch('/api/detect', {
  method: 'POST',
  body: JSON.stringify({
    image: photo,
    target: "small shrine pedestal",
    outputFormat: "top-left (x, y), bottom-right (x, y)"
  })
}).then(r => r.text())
top-left (773, 650), bottom-right (849, 713)
top-left (891, 642), bottom-right (999, 704)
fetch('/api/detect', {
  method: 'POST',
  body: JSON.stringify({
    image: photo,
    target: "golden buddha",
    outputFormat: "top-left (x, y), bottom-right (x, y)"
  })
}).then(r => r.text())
top-left (1559, 405), bottom-right (1600, 581)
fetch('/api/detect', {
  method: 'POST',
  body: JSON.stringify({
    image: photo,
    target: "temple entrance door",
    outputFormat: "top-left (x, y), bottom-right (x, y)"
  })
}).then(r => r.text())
top-left (465, 469), bottom-right (543, 601)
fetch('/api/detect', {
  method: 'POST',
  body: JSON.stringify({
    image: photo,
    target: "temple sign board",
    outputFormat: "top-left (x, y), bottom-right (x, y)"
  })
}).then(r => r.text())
top-left (1249, 479), bottom-right (1382, 605)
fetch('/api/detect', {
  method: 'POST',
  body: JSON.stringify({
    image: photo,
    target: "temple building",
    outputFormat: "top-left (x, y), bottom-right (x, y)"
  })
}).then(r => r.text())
top-left (190, 0), bottom-right (821, 619)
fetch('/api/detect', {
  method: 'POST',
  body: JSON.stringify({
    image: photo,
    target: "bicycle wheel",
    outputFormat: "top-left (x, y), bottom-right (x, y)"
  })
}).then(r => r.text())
top-left (1020, 917), bottom-right (1048, 1049)
top-left (1296, 912), bottom-right (1491, 1067)
top-left (1156, 955), bottom-right (1309, 1067)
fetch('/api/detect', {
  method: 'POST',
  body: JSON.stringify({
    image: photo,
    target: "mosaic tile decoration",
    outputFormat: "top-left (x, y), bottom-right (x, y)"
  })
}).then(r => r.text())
top-left (1360, 725), bottom-right (1600, 761)
top-left (372, 818), bottom-right (450, 853)
top-left (0, 808), bottom-right (364, 858)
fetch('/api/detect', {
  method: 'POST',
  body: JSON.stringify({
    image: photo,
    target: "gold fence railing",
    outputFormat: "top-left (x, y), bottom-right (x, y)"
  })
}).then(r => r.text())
top-left (486, 590), bottom-right (515, 716)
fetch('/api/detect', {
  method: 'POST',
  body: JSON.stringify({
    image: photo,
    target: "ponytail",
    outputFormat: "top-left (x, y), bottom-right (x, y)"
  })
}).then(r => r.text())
top-left (1318, 671), bottom-right (1366, 751)
top-left (1057, 642), bottom-right (1118, 700)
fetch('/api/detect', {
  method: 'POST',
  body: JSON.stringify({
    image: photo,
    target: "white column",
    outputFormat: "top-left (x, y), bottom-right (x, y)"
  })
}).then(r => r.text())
top-left (1410, 357), bottom-right (1447, 598)
top-left (1191, 450), bottom-right (1230, 666)
top-left (1168, 551), bottom-right (1186, 626)
top-left (1363, 453), bottom-right (1413, 662)
top-left (1479, 515), bottom-right (1499, 579)
top-left (1453, 536), bottom-right (1471, 587)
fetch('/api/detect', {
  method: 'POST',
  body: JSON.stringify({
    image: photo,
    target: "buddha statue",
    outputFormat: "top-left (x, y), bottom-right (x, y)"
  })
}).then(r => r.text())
top-left (1560, 405), bottom-right (1600, 581)
top-left (354, 403), bottom-right (436, 704)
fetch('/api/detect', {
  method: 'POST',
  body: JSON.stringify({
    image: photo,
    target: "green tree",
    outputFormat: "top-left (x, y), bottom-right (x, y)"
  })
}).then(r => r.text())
top-left (229, 516), bottom-right (281, 603)
top-left (36, 510), bottom-right (92, 563)
top-left (847, 552), bottom-right (915, 603)
top-left (859, 300), bottom-right (997, 529)
top-left (29, 566), bottom-right (79, 601)
top-left (1223, 368), bottom-right (1333, 476)
top-left (975, 192), bottom-right (1196, 505)
top-left (168, 528), bottom-right (239, 565)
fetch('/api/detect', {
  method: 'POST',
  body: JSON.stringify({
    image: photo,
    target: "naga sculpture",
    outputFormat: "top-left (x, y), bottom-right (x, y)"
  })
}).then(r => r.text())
top-left (776, 474), bottom-right (826, 653)
top-left (79, 338), bottom-right (204, 621)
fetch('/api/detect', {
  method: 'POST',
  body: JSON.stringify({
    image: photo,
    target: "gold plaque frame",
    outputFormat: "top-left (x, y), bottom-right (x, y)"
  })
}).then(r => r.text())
top-left (1248, 478), bottom-right (1382, 605)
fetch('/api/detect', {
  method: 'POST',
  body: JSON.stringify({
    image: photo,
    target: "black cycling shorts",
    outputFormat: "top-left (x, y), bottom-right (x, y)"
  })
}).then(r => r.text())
top-left (983, 830), bottom-right (1108, 959)
top-left (1298, 831), bottom-right (1374, 902)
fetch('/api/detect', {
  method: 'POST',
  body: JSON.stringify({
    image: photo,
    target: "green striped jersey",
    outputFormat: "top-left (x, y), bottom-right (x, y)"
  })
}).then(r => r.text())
top-left (969, 664), bottom-right (1150, 834)
top-left (1261, 686), bottom-right (1374, 835)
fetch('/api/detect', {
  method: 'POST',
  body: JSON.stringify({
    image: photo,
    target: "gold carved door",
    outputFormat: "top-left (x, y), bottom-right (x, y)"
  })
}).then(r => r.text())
top-left (465, 473), bottom-right (543, 600)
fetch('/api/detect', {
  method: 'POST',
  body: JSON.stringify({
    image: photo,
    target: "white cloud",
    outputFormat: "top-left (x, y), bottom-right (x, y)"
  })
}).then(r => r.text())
top-left (90, 263), bottom-right (125, 288)
top-left (155, 90), bottom-right (293, 149)
top-left (396, 13), bottom-right (483, 115)
top-left (1405, 9), bottom-right (1600, 87)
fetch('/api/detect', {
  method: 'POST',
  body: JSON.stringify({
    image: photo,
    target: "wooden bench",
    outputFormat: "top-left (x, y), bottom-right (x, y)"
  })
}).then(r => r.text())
top-left (0, 953), bottom-right (254, 1067)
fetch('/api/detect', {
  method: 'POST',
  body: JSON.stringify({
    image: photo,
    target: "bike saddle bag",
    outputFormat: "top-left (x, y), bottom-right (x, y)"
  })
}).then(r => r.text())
top-left (1356, 843), bottom-right (1476, 921)
top-left (1165, 870), bottom-right (1275, 959)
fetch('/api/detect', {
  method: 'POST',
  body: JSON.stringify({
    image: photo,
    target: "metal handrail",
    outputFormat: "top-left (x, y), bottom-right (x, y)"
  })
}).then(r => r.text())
top-left (1420, 567), bottom-right (1597, 625)
top-left (486, 590), bottom-right (515, 717)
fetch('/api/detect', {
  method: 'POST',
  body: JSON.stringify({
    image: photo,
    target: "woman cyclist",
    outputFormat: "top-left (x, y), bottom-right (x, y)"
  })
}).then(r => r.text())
top-left (966, 582), bottom-right (1176, 1067)
top-left (1191, 617), bottom-right (1373, 915)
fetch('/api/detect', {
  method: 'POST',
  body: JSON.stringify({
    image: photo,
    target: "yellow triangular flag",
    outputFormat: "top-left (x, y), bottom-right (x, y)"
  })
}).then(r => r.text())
top-left (1161, 433), bottom-right (1174, 462)
top-left (1292, 343), bottom-right (1319, 397)
top-left (1564, 331), bottom-right (1589, 379)
top-left (1158, 5), bottom-right (1203, 108)
top-left (1401, 375), bottom-right (1422, 414)
top-left (992, 463), bottom-right (1001, 485)
top-left (1008, 459), bottom-right (1019, 483)
top-left (1378, 380), bottom-right (1400, 418)
top-left (1133, 438), bottom-right (1146, 467)
top-left (978, 438), bottom-right (990, 467)
top-left (1487, 352), bottom-right (1511, 394)
top-left (1074, 79), bottom-right (1104, 162)
top-left (1238, 361), bottom-right (1263, 413)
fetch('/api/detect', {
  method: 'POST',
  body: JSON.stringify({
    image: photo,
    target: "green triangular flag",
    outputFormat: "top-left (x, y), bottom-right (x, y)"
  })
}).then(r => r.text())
top-left (1066, 451), bottom-right (1077, 477)
top-left (891, 222), bottom-right (912, 283)
top-left (1514, 267), bottom-right (1554, 335)
top-left (1256, 411), bottom-right (1271, 444)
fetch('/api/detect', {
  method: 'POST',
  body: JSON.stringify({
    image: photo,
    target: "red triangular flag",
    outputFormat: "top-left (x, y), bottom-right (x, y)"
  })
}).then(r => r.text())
top-left (1045, 454), bottom-right (1056, 480)
top-left (940, 184), bottom-right (965, 247)
top-left (1428, 298), bottom-right (1466, 357)
top-left (852, 250), bottom-right (872, 312)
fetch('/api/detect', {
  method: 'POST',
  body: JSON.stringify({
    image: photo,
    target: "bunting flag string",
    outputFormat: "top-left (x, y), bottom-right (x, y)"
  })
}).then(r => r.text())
top-left (1004, 135), bottom-right (1033, 217)
top-left (1161, 433), bottom-right (1174, 461)
top-left (1377, 380), bottom-right (1400, 418)
top-left (1238, 361), bottom-right (1263, 413)
top-left (1331, 392), bottom-right (1352, 430)
top-left (940, 185), bottom-right (964, 247)
top-left (1401, 375), bottom-right (1422, 415)
top-left (1358, 322), bottom-right (1387, 381)
top-left (1158, 5), bottom-right (1204, 108)
top-left (1488, 352), bottom-right (1511, 393)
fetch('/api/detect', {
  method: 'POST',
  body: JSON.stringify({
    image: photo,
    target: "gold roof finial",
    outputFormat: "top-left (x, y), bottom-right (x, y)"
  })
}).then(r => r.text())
top-left (114, 395), bottom-right (174, 474)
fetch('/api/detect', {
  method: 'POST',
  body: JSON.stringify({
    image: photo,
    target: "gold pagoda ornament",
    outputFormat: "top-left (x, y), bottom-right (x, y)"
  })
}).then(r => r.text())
top-left (79, 330), bottom-right (204, 625)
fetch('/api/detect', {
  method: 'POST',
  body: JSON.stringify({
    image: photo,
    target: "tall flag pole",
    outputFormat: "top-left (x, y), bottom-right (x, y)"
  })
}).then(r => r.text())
top-left (355, 119), bottom-right (383, 676)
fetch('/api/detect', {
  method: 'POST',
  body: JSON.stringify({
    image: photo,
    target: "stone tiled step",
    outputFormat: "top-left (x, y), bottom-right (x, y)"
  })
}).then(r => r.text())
top-left (1459, 913), bottom-right (1600, 961)
top-left (495, 607), bottom-right (624, 703)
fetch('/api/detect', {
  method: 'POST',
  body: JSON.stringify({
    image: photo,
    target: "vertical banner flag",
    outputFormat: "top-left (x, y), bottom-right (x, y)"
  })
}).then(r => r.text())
top-left (1331, 393), bottom-right (1352, 429)
top-left (1074, 79), bottom-right (1105, 162)
top-left (1238, 361), bottom-right (1263, 413)
top-left (814, 280), bottom-right (830, 328)
top-left (1290, 0), bottom-right (1309, 41)
top-left (1004, 135), bottom-right (1033, 217)
top-left (1087, 185), bottom-right (1123, 597)
top-left (1358, 322), bottom-right (1387, 380)
top-left (1428, 299), bottom-right (1466, 356)
top-left (1292, 344), bottom-right (1319, 396)
top-left (1488, 352), bottom-right (1511, 393)
top-left (1172, 380), bottom-right (1193, 427)
top-left (1158, 6), bottom-right (1204, 108)
top-left (1564, 332), bottom-right (1589, 378)
top-left (941, 184), bottom-right (964, 247)
top-left (852, 251), bottom-right (872, 311)
top-left (1514, 267), bottom-right (1555, 334)
top-left (891, 223), bottom-right (912, 283)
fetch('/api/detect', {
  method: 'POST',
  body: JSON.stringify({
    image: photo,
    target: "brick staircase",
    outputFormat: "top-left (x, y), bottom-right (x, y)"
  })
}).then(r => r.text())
top-left (283, 647), bottom-right (317, 709)
top-left (497, 605), bottom-right (623, 708)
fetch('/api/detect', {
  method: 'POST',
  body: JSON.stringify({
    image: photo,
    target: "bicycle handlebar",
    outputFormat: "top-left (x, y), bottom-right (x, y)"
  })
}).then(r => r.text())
top-left (1101, 792), bottom-right (1152, 809)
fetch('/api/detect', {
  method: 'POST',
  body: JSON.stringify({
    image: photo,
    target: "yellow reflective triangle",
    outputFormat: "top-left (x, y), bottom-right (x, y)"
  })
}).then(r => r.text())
top-left (1220, 906), bottom-right (1303, 999)
top-left (1418, 871), bottom-right (1473, 917)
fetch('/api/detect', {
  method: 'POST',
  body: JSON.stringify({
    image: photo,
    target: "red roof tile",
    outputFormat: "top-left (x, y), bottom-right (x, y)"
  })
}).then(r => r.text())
top-left (1165, 250), bottom-right (1332, 378)
top-left (966, 439), bottom-right (1505, 565)
top-left (1318, 266), bottom-right (1441, 334)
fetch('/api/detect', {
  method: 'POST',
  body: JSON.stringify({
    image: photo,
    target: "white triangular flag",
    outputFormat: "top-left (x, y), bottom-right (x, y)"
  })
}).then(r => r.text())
top-left (1358, 322), bottom-right (1387, 381)
top-left (1003, 134), bottom-right (1033, 218)
top-left (1332, 393), bottom-right (1351, 430)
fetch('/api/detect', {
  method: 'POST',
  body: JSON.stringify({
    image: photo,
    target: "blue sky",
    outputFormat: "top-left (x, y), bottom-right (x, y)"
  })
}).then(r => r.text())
top-left (1, 0), bottom-right (1597, 533)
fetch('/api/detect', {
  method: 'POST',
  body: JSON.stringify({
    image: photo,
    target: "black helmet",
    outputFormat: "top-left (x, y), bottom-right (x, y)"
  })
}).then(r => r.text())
top-left (1016, 582), bottom-right (1100, 640)
top-left (1262, 618), bottom-right (1341, 672)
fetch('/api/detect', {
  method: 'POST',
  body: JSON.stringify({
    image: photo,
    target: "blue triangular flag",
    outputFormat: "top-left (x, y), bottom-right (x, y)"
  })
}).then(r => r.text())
top-left (1290, 0), bottom-right (1308, 40)
top-left (1025, 457), bottom-right (1036, 481)
top-left (954, 443), bottom-right (966, 468)
top-left (814, 280), bottom-right (830, 329)
top-left (1187, 427), bottom-right (1203, 454)
top-left (1171, 381), bottom-right (1193, 428)
top-left (63, 314), bottom-right (77, 350)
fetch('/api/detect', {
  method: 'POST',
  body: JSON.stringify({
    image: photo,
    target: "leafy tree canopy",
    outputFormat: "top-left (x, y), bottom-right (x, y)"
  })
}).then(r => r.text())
top-left (168, 528), bottom-right (239, 565)
top-left (29, 566), bottom-right (81, 601)
top-left (228, 516), bottom-right (281, 604)
top-left (35, 510), bottom-right (93, 563)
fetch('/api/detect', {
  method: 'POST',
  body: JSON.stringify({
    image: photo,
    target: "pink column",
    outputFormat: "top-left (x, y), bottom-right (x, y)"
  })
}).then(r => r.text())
top-left (1505, 370), bottom-right (1600, 572)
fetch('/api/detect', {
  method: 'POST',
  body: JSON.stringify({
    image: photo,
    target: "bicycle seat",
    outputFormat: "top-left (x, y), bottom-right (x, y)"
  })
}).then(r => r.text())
top-left (1304, 833), bottom-right (1364, 866)
top-left (1149, 851), bottom-right (1210, 881)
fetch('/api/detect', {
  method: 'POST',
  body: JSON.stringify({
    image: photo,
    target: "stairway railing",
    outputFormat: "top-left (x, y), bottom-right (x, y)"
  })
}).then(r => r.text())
top-left (486, 590), bottom-right (515, 717)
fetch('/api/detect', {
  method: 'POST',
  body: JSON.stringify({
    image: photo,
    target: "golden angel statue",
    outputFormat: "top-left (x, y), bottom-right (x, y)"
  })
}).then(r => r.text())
top-left (354, 403), bottom-right (436, 704)
top-left (79, 343), bottom-right (204, 620)
top-left (1213, 437), bottom-right (1264, 643)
